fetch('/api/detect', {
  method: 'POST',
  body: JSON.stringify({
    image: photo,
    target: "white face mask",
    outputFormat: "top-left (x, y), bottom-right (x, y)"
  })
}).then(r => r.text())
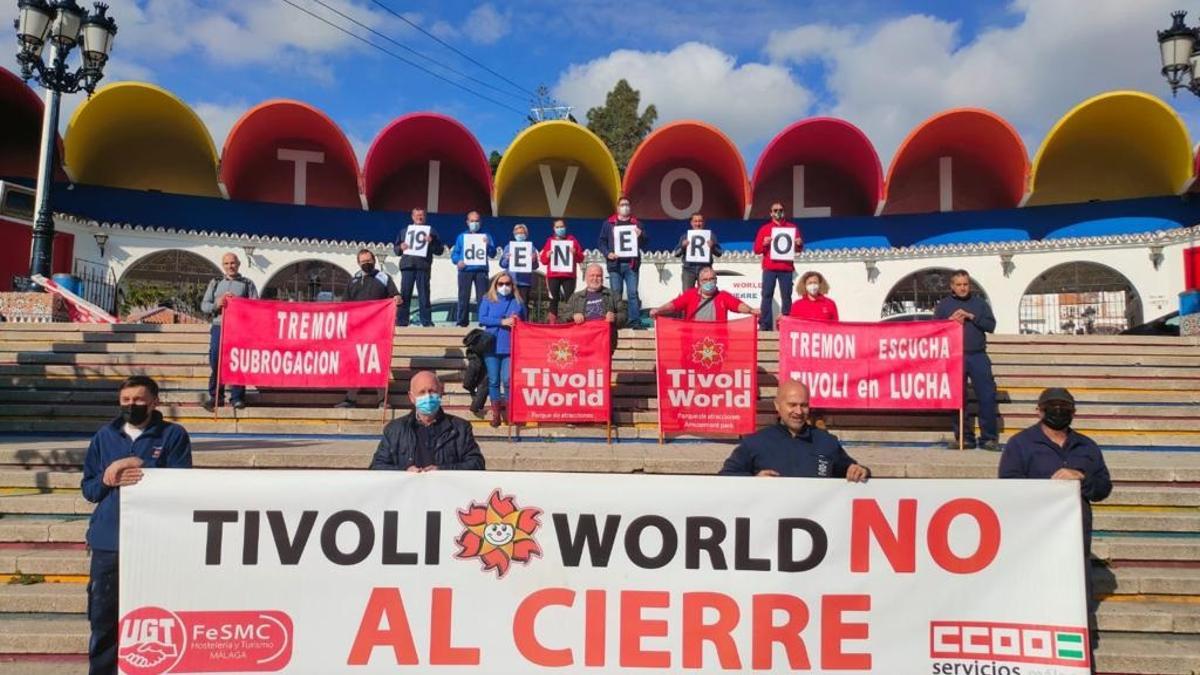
top-left (618, 204), bottom-right (631, 217)
top-left (806, 283), bottom-right (821, 296)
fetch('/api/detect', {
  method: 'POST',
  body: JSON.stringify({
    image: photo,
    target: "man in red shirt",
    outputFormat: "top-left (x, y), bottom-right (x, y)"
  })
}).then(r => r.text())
top-left (649, 267), bottom-right (760, 322)
top-left (753, 201), bottom-right (804, 330)
top-left (788, 270), bottom-right (839, 321)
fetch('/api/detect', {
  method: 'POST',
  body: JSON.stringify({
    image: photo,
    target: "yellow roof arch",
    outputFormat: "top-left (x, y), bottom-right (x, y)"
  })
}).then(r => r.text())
top-left (1027, 91), bottom-right (1193, 206)
top-left (493, 121), bottom-right (620, 218)
top-left (65, 81), bottom-right (221, 197)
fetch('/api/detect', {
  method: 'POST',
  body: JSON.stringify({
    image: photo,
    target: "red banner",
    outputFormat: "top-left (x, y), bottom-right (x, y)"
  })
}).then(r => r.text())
top-left (655, 316), bottom-right (758, 435)
top-left (218, 297), bottom-right (396, 388)
top-left (509, 320), bottom-right (611, 424)
top-left (778, 317), bottom-right (963, 410)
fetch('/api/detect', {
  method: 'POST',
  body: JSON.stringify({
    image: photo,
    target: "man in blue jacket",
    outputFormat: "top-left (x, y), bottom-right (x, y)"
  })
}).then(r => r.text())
top-left (598, 196), bottom-right (648, 329)
top-left (82, 375), bottom-right (192, 675)
top-left (934, 269), bottom-right (999, 450)
top-left (999, 387), bottom-right (1111, 658)
top-left (719, 379), bottom-right (870, 481)
top-left (450, 210), bottom-right (495, 327)
top-left (394, 207), bottom-right (446, 327)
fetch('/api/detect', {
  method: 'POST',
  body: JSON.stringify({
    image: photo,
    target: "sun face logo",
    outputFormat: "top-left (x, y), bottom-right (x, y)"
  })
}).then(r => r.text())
top-left (690, 337), bottom-right (726, 369)
top-left (547, 338), bottom-right (579, 369)
top-left (455, 490), bottom-right (542, 578)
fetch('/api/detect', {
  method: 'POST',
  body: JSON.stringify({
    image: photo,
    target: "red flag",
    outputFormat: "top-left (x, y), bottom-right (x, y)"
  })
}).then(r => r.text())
top-left (219, 297), bottom-right (396, 388)
top-left (509, 320), bottom-right (611, 424)
top-left (655, 316), bottom-right (758, 435)
top-left (778, 317), bottom-right (963, 410)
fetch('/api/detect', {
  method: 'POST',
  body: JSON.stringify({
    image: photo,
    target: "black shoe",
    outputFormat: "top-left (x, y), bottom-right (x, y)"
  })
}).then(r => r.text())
top-left (201, 399), bottom-right (216, 413)
top-left (979, 440), bottom-right (1002, 452)
top-left (334, 400), bottom-right (355, 409)
top-left (946, 439), bottom-right (976, 450)
top-left (231, 400), bottom-right (246, 410)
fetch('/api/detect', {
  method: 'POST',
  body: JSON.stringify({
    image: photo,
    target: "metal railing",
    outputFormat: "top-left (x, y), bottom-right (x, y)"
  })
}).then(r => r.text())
top-left (72, 258), bottom-right (117, 315)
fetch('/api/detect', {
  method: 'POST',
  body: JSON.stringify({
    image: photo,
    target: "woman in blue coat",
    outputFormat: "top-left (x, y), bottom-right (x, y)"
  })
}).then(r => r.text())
top-left (478, 271), bottom-right (525, 426)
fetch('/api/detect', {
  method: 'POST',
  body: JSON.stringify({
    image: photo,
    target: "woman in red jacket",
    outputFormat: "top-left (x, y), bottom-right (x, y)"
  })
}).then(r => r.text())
top-left (539, 218), bottom-right (585, 323)
top-left (789, 270), bottom-right (839, 321)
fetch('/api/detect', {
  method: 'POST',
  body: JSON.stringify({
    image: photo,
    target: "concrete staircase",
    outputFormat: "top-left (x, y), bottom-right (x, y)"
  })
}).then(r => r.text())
top-left (0, 323), bottom-right (1197, 673)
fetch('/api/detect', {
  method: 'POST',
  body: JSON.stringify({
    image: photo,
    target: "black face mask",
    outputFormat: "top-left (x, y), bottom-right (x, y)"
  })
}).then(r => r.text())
top-left (1041, 406), bottom-right (1073, 431)
top-left (121, 404), bottom-right (151, 426)
top-left (360, 263), bottom-right (376, 275)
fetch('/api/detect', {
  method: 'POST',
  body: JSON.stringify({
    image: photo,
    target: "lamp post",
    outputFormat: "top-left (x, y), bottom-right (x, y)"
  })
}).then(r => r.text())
top-left (12, 0), bottom-right (116, 291)
top-left (1158, 10), bottom-right (1200, 96)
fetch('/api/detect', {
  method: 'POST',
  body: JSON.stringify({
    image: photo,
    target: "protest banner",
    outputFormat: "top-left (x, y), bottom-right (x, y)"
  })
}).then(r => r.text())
top-left (683, 229), bottom-right (712, 264)
top-left (509, 320), bottom-right (611, 433)
top-left (218, 297), bottom-right (396, 389)
top-left (508, 242), bottom-right (535, 274)
top-left (31, 273), bottom-right (118, 323)
top-left (778, 317), bottom-right (963, 411)
top-left (119, 470), bottom-right (1092, 674)
top-left (402, 225), bottom-right (431, 257)
top-left (655, 316), bottom-right (757, 437)
top-left (548, 240), bottom-right (575, 274)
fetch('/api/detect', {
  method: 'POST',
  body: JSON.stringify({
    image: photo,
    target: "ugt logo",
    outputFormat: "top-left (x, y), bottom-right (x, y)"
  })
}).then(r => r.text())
top-left (455, 489), bottom-right (542, 578)
top-left (118, 606), bottom-right (185, 675)
top-left (690, 336), bottom-right (726, 369)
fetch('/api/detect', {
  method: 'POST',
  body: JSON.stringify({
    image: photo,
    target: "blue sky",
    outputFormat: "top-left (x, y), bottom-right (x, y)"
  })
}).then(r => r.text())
top-left (8, 0), bottom-right (1200, 171)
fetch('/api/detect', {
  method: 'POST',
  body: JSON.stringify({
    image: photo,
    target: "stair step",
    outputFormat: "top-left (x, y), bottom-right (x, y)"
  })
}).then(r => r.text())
top-left (1093, 535), bottom-right (1200, 563)
top-left (0, 495), bottom-right (90, 516)
top-left (0, 584), bottom-right (83, 614)
top-left (0, 520), bottom-right (87, 545)
top-left (1094, 632), bottom-right (1200, 674)
top-left (0, 616), bottom-right (87, 654)
top-left (1097, 601), bottom-right (1200, 634)
top-left (1101, 566), bottom-right (1200, 596)
top-left (1093, 511), bottom-right (1200, 533)
top-left (0, 549), bottom-right (88, 576)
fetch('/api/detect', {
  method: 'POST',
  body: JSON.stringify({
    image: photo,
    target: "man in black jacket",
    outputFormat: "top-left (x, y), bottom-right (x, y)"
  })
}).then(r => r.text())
top-left (394, 208), bottom-right (446, 327)
top-left (370, 370), bottom-right (485, 471)
top-left (933, 269), bottom-right (999, 450)
top-left (337, 249), bottom-right (400, 409)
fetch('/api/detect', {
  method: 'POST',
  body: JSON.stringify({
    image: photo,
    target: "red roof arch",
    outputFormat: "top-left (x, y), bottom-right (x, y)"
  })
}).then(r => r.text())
top-left (622, 120), bottom-right (749, 220)
top-left (0, 66), bottom-right (64, 180)
top-left (363, 112), bottom-right (491, 214)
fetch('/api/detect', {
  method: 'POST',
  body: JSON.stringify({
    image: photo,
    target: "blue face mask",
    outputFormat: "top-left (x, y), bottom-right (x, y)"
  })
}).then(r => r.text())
top-left (554, 227), bottom-right (567, 237)
top-left (414, 393), bottom-right (441, 416)
top-left (700, 281), bottom-right (717, 293)
top-left (514, 233), bottom-right (527, 242)
top-left (467, 221), bottom-right (481, 232)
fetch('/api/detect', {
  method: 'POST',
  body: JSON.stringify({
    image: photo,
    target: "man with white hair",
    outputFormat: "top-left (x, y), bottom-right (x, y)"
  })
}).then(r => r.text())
top-left (200, 252), bottom-right (258, 411)
top-left (369, 370), bottom-right (485, 471)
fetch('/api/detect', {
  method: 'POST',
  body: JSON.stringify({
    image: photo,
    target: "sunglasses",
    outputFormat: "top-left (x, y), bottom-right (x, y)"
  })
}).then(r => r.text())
top-left (497, 283), bottom-right (513, 288)
top-left (770, 209), bottom-right (784, 214)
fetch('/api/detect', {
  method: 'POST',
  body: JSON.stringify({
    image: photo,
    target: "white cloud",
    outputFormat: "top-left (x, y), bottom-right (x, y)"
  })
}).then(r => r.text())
top-left (553, 42), bottom-right (813, 153)
top-left (769, 0), bottom-right (1199, 166)
top-left (463, 4), bottom-right (511, 45)
top-left (192, 101), bottom-right (251, 152)
top-left (765, 24), bottom-right (855, 64)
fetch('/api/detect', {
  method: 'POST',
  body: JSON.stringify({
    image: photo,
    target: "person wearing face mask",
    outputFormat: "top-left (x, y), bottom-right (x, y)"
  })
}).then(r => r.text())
top-left (789, 271), bottom-right (839, 321)
top-left (336, 249), bottom-right (401, 409)
top-left (672, 213), bottom-right (723, 292)
top-left (719, 379), bottom-right (869, 481)
top-left (450, 210), bottom-right (496, 327)
top-left (499, 223), bottom-right (539, 301)
top-left (394, 207), bottom-right (446, 328)
top-left (999, 387), bottom-right (1111, 659)
top-left (370, 370), bottom-right (485, 471)
top-left (648, 266), bottom-right (759, 322)
top-left (201, 252), bottom-right (258, 411)
top-left (597, 196), bottom-right (649, 328)
top-left (753, 202), bottom-right (804, 331)
top-left (478, 273), bottom-right (526, 427)
top-left (82, 375), bottom-right (193, 675)
top-left (539, 219), bottom-right (584, 323)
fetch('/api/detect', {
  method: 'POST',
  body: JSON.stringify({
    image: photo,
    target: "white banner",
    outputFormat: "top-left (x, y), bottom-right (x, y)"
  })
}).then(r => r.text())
top-left (402, 225), bottom-right (431, 257)
top-left (120, 471), bottom-right (1090, 674)
top-left (508, 242), bottom-right (535, 274)
top-left (683, 229), bottom-right (712, 264)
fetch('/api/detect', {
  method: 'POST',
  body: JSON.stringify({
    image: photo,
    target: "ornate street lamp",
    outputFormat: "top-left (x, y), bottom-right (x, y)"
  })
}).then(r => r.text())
top-left (12, 0), bottom-right (116, 290)
top-left (1158, 10), bottom-right (1200, 96)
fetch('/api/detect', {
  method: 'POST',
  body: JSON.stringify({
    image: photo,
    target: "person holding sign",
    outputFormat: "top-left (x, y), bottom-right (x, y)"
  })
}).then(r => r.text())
top-left (753, 201), bottom-right (804, 331)
top-left (673, 212), bottom-right (723, 291)
top-left (83, 376), bottom-right (192, 674)
top-left (200, 252), bottom-right (258, 412)
top-left (336, 249), bottom-right (401, 410)
top-left (539, 219), bottom-right (584, 323)
top-left (499, 223), bottom-right (539, 300)
top-left (934, 269), bottom-right (999, 451)
top-left (649, 266), bottom-right (758, 322)
top-left (789, 270), bottom-right (839, 321)
top-left (719, 379), bottom-right (869, 481)
top-left (369, 370), bottom-right (485, 472)
top-left (450, 210), bottom-right (495, 327)
top-left (478, 272), bottom-right (526, 427)
top-left (393, 207), bottom-right (445, 327)
top-left (598, 195), bottom-right (648, 329)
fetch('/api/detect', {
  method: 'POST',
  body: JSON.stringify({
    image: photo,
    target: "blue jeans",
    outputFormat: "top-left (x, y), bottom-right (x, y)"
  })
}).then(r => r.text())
top-left (87, 549), bottom-right (119, 675)
top-left (760, 270), bottom-right (794, 331)
top-left (954, 351), bottom-right (999, 444)
top-left (484, 353), bottom-right (511, 405)
top-left (456, 269), bottom-right (489, 326)
top-left (608, 262), bottom-right (640, 326)
top-left (208, 325), bottom-right (245, 404)
top-left (398, 269), bottom-right (432, 326)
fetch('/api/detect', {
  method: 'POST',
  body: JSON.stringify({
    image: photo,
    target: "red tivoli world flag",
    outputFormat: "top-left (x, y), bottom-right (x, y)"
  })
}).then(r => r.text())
top-left (655, 316), bottom-right (758, 435)
top-left (509, 320), bottom-right (611, 424)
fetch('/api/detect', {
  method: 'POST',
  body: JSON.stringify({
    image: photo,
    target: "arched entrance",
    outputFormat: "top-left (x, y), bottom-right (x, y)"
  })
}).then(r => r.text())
top-left (118, 250), bottom-right (221, 318)
top-left (881, 267), bottom-right (989, 320)
top-left (263, 260), bottom-right (352, 302)
top-left (1019, 262), bottom-right (1142, 334)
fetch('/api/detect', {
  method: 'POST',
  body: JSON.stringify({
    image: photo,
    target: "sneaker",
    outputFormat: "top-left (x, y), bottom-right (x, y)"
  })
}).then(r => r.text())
top-left (979, 440), bottom-right (1002, 452)
top-left (334, 400), bottom-right (355, 409)
top-left (231, 400), bottom-right (246, 410)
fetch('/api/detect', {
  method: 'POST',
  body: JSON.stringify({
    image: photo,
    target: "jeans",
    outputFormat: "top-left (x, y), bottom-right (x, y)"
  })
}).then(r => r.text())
top-left (208, 325), bottom-right (245, 404)
top-left (398, 269), bottom-right (432, 327)
top-left (456, 269), bottom-right (489, 326)
top-left (759, 270), bottom-right (794, 331)
top-left (546, 277), bottom-right (576, 317)
top-left (608, 262), bottom-right (640, 326)
top-left (681, 267), bottom-right (700, 292)
top-left (87, 549), bottom-right (119, 675)
top-left (484, 353), bottom-right (511, 404)
top-left (954, 351), bottom-right (999, 444)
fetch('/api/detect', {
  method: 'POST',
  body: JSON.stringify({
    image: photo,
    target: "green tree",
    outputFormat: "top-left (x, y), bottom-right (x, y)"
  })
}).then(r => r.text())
top-left (586, 79), bottom-right (657, 173)
top-left (489, 150), bottom-right (502, 174)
